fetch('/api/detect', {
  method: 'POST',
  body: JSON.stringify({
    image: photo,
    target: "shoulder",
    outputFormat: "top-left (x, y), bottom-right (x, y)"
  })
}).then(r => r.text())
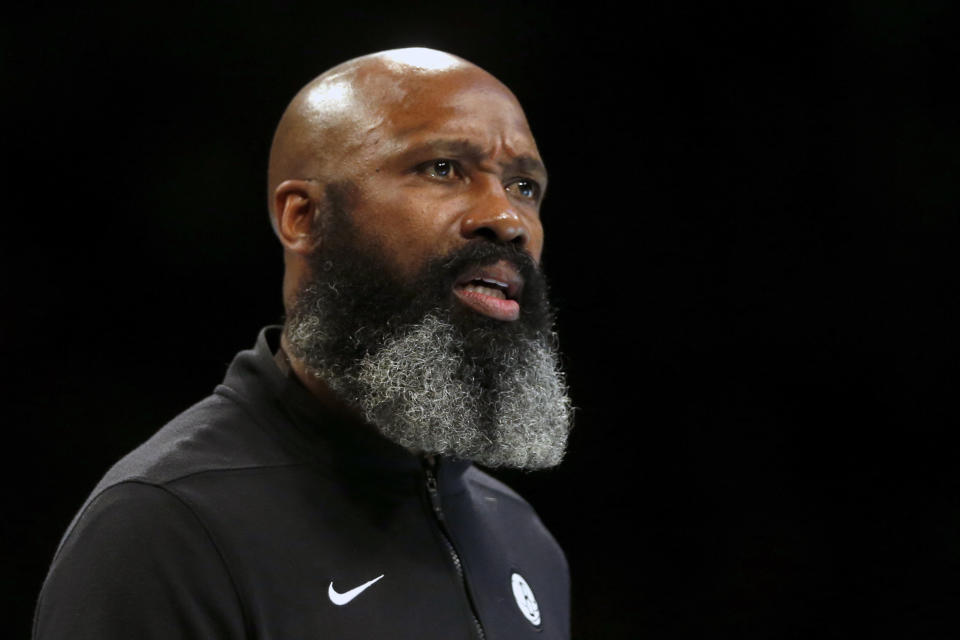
top-left (55, 388), bottom-right (305, 562)
top-left (462, 466), bottom-right (568, 566)
top-left (54, 481), bottom-right (216, 558)
top-left (95, 390), bottom-right (299, 491)
top-left (34, 481), bottom-right (248, 639)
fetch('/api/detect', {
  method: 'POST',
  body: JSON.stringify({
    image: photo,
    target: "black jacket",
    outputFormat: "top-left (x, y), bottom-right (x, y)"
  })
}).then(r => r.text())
top-left (34, 327), bottom-right (570, 639)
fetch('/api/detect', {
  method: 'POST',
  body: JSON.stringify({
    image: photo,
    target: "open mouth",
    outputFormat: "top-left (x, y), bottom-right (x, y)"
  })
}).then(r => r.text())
top-left (453, 260), bottom-right (524, 321)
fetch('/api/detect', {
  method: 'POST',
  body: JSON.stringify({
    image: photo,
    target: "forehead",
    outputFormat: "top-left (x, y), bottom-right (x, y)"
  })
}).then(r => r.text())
top-left (369, 70), bottom-right (540, 156)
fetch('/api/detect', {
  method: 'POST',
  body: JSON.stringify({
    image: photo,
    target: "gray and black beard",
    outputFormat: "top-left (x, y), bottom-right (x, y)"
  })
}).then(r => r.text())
top-left (284, 217), bottom-right (572, 470)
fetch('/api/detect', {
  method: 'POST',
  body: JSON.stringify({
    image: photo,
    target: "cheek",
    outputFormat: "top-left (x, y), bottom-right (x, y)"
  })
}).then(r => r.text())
top-left (526, 218), bottom-right (546, 263)
top-left (349, 195), bottom-right (453, 276)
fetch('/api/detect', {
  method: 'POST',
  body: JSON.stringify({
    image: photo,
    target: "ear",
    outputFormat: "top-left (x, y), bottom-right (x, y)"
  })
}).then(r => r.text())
top-left (273, 180), bottom-right (322, 255)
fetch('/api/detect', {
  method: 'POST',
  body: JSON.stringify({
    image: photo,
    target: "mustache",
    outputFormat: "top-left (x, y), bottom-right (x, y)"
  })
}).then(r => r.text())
top-left (434, 241), bottom-right (541, 289)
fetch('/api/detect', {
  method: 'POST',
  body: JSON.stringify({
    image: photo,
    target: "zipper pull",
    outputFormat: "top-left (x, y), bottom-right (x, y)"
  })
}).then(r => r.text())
top-left (424, 456), bottom-right (445, 521)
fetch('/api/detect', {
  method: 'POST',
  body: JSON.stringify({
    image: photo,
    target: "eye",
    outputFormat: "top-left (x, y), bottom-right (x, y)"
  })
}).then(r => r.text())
top-left (505, 178), bottom-right (541, 202)
top-left (420, 159), bottom-right (459, 180)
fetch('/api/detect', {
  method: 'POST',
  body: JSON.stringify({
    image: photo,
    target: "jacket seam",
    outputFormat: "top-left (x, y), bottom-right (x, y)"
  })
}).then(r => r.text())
top-left (35, 480), bottom-right (256, 640)
top-left (158, 461), bottom-right (312, 485)
top-left (144, 480), bottom-right (255, 640)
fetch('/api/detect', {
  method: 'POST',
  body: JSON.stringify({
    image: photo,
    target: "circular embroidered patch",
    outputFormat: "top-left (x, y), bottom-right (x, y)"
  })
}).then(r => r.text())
top-left (511, 572), bottom-right (541, 626)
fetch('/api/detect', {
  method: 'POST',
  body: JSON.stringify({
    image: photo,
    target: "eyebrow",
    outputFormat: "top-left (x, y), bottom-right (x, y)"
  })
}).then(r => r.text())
top-left (413, 138), bottom-right (548, 183)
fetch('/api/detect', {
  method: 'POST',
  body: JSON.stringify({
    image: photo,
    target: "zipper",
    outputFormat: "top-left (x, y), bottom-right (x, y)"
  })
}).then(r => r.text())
top-left (423, 455), bottom-right (486, 640)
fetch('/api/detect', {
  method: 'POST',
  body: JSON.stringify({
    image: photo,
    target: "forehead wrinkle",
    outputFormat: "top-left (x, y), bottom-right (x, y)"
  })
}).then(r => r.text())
top-left (412, 138), bottom-right (487, 162)
top-left (507, 155), bottom-right (548, 183)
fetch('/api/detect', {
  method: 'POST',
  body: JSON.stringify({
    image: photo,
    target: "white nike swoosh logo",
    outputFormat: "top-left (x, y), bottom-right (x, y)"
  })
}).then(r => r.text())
top-left (327, 574), bottom-right (384, 606)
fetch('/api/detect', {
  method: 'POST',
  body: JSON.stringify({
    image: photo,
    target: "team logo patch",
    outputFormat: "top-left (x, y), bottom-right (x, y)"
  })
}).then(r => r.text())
top-left (510, 572), bottom-right (541, 626)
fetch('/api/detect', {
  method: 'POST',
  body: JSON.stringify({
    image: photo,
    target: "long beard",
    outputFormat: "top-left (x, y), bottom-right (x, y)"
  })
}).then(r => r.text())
top-left (284, 218), bottom-right (572, 470)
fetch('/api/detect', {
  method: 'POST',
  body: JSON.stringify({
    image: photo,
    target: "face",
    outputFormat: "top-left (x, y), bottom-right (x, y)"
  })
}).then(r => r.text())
top-left (331, 68), bottom-right (547, 321)
top-left (282, 63), bottom-right (572, 469)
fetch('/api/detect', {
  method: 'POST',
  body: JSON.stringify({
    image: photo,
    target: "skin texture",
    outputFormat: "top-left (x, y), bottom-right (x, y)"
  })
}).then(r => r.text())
top-left (268, 48), bottom-right (548, 413)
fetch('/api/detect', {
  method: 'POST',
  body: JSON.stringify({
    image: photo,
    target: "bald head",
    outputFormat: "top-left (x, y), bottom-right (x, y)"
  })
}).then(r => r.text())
top-left (267, 48), bottom-right (520, 227)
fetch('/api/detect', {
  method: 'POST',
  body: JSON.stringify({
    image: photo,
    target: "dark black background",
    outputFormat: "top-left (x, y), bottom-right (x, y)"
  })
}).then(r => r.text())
top-left (4, 1), bottom-right (959, 637)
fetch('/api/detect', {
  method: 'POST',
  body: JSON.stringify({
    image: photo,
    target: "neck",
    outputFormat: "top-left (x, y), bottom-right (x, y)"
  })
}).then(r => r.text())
top-left (279, 331), bottom-right (366, 425)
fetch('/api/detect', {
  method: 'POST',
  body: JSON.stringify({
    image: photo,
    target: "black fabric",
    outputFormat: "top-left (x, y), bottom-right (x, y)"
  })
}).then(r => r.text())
top-left (33, 327), bottom-right (569, 639)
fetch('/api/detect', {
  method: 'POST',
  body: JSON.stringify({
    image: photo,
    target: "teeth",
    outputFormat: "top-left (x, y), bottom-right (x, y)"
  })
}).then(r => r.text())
top-left (463, 283), bottom-right (506, 299)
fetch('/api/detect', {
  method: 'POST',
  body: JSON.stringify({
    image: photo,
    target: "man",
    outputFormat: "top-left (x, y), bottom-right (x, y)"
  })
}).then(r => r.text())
top-left (34, 48), bottom-right (572, 639)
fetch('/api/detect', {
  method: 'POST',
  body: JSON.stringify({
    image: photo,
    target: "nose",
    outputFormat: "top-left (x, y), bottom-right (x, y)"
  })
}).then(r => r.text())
top-left (459, 185), bottom-right (539, 255)
top-left (461, 209), bottom-right (527, 246)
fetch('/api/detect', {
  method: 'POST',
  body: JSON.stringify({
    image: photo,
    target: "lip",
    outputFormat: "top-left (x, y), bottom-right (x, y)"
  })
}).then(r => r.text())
top-left (452, 260), bottom-right (524, 321)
